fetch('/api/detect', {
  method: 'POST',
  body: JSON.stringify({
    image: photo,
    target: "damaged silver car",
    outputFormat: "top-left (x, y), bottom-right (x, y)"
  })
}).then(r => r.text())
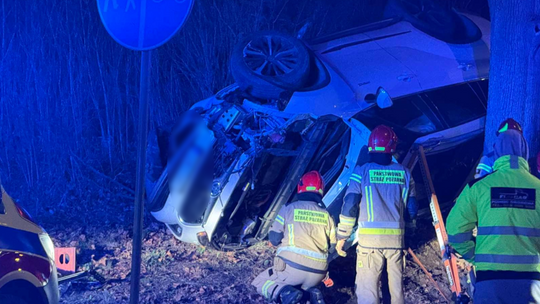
top-left (146, 1), bottom-right (491, 251)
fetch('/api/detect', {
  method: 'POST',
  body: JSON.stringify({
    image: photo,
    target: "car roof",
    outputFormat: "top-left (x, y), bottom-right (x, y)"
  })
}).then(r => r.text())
top-left (284, 14), bottom-right (490, 119)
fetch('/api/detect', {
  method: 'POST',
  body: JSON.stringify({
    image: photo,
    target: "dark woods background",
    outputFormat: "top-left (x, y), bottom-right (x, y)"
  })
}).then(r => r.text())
top-left (0, 0), bottom-right (489, 226)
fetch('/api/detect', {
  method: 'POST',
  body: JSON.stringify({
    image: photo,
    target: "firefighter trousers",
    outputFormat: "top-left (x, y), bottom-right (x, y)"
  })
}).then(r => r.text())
top-left (252, 263), bottom-right (326, 301)
top-left (355, 248), bottom-right (404, 304)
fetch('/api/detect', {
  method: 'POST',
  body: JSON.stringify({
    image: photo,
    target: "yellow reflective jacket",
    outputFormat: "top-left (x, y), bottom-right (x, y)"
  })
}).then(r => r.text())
top-left (447, 155), bottom-right (540, 280)
top-left (270, 199), bottom-right (336, 273)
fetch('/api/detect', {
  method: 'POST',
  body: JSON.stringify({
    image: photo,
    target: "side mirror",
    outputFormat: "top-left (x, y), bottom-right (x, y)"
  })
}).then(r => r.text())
top-left (365, 87), bottom-right (394, 109)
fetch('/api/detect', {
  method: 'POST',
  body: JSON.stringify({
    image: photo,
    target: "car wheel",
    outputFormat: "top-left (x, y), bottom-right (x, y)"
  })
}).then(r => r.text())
top-left (231, 31), bottom-right (311, 100)
top-left (0, 295), bottom-right (29, 304)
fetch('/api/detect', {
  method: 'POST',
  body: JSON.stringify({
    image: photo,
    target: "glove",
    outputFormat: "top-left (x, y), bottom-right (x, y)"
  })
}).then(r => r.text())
top-left (336, 239), bottom-right (347, 257)
top-left (405, 220), bottom-right (417, 246)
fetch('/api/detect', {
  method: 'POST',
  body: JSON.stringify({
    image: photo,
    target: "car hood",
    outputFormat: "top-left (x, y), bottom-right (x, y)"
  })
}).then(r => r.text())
top-left (285, 14), bottom-right (490, 119)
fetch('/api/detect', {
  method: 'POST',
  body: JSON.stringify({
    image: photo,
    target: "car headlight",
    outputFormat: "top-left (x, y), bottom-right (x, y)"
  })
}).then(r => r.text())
top-left (39, 233), bottom-right (55, 261)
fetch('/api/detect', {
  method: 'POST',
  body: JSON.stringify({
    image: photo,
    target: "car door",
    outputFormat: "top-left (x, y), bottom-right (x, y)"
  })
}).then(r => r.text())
top-left (402, 80), bottom-right (488, 214)
top-left (412, 80), bottom-right (488, 151)
top-left (322, 117), bottom-right (371, 218)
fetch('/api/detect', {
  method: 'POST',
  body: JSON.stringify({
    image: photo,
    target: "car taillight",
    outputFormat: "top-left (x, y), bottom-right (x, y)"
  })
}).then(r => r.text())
top-left (197, 232), bottom-right (210, 247)
top-left (15, 203), bottom-right (35, 222)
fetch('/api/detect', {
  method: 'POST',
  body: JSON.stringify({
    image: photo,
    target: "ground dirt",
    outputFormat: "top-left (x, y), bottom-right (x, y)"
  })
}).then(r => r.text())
top-left (48, 218), bottom-right (471, 304)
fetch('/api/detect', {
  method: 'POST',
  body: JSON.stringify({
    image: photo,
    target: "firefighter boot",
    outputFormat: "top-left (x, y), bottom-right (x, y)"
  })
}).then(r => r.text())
top-left (279, 286), bottom-right (303, 304)
top-left (307, 287), bottom-right (325, 304)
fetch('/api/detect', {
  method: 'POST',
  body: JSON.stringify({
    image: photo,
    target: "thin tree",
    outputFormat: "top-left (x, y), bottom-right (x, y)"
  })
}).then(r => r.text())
top-left (486, 0), bottom-right (540, 158)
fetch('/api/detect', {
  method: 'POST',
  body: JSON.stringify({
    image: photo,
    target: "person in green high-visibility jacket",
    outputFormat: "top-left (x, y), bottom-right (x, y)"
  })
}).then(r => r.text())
top-left (447, 119), bottom-right (540, 304)
top-left (473, 119), bottom-right (524, 179)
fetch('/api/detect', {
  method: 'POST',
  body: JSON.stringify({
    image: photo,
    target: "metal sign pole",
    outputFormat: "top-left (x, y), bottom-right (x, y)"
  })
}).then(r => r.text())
top-left (130, 50), bottom-right (152, 304)
top-left (97, 1), bottom-right (194, 302)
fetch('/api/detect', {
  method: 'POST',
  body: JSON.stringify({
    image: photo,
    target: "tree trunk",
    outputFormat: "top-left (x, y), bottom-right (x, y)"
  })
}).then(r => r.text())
top-left (486, 0), bottom-right (540, 160)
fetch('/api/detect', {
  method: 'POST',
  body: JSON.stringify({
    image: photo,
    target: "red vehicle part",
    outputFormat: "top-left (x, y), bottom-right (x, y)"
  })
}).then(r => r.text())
top-left (0, 251), bottom-right (52, 285)
top-left (0, 187), bottom-right (59, 304)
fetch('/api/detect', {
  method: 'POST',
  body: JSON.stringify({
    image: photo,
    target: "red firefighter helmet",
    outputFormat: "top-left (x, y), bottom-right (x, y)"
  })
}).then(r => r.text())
top-left (497, 118), bottom-right (523, 136)
top-left (298, 171), bottom-right (324, 196)
top-left (368, 125), bottom-right (398, 154)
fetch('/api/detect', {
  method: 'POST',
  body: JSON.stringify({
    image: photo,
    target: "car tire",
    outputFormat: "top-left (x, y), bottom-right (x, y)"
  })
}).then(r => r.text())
top-left (231, 31), bottom-right (311, 100)
top-left (0, 294), bottom-right (29, 304)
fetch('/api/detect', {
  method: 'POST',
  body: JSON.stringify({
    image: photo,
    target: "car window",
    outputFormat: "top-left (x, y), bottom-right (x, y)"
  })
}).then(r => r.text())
top-left (470, 79), bottom-right (489, 106)
top-left (423, 81), bottom-right (488, 128)
top-left (362, 95), bottom-right (439, 135)
top-left (411, 134), bottom-right (484, 210)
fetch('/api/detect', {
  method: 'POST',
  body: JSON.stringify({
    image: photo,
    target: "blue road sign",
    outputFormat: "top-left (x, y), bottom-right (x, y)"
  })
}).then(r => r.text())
top-left (97, 0), bottom-right (194, 51)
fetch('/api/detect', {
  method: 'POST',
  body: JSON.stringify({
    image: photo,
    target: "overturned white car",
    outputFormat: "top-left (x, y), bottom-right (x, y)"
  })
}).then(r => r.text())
top-left (146, 1), bottom-right (491, 251)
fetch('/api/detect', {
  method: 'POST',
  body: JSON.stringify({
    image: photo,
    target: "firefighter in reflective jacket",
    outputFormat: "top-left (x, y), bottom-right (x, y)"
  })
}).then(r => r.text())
top-left (335, 125), bottom-right (418, 304)
top-left (252, 171), bottom-right (336, 304)
top-left (447, 122), bottom-right (540, 304)
top-left (475, 118), bottom-right (523, 179)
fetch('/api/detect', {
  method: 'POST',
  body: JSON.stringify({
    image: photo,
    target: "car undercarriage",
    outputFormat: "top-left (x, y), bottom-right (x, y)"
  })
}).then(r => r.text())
top-left (145, 1), bottom-right (490, 250)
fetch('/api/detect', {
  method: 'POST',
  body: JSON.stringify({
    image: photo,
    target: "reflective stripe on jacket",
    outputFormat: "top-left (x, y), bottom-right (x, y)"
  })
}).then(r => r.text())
top-left (475, 153), bottom-right (495, 179)
top-left (341, 162), bottom-right (415, 249)
top-left (447, 155), bottom-right (540, 274)
top-left (270, 200), bottom-right (336, 272)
